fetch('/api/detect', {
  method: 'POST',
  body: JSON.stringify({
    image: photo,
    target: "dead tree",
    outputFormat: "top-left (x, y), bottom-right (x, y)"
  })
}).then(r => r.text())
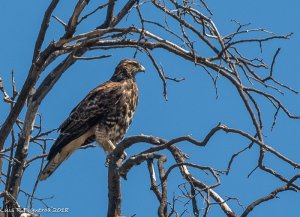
top-left (0, 0), bottom-right (299, 217)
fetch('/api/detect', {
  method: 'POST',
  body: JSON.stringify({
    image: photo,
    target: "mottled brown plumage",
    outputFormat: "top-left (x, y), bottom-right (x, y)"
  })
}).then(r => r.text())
top-left (39, 59), bottom-right (145, 180)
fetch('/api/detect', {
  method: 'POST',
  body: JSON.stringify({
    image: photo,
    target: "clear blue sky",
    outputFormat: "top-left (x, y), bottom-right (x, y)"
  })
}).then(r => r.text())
top-left (0, 1), bottom-right (299, 216)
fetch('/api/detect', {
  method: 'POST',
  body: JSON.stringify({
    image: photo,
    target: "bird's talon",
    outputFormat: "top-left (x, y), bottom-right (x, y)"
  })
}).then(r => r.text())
top-left (105, 155), bottom-right (111, 167)
top-left (122, 151), bottom-right (127, 160)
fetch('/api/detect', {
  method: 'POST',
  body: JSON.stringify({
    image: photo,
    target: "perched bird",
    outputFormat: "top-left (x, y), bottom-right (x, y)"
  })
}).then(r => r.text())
top-left (39, 59), bottom-right (145, 180)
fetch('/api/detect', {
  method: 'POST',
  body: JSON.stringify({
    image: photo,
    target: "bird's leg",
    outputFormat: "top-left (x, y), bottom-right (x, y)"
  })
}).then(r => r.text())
top-left (105, 140), bottom-right (127, 167)
top-left (105, 140), bottom-right (116, 166)
top-left (102, 140), bottom-right (115, 153)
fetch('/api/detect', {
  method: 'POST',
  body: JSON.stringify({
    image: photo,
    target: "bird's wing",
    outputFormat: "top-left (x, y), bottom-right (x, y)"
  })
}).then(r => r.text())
top-left (47, 81), bottom-right (123, 161)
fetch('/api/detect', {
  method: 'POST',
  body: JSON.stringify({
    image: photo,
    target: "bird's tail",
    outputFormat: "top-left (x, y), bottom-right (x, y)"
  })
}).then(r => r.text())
top-left (38, 152), bottom-right (65, 181)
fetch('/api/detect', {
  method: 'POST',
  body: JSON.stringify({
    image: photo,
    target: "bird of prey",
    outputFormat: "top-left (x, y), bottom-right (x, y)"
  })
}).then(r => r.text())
top-left (39, 59), bottom-right (145, 180)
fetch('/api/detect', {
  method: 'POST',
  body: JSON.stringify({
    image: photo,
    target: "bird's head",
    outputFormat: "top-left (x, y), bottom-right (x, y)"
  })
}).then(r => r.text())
top-left (111, 59), bottom-right (145, 81)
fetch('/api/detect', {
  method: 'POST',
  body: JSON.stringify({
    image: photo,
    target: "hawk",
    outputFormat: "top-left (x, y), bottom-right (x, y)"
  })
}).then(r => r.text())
top-left (39, 59), bottom-right (145, 180)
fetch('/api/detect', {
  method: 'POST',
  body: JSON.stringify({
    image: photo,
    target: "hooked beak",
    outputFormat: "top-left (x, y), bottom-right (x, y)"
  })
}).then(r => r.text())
top-left (139, 64), bottom-right (146, 73)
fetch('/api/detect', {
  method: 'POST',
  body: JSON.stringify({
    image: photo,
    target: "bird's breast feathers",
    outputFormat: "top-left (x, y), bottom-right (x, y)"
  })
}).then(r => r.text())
top-left (95, 80), bottom-right (138, 145)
